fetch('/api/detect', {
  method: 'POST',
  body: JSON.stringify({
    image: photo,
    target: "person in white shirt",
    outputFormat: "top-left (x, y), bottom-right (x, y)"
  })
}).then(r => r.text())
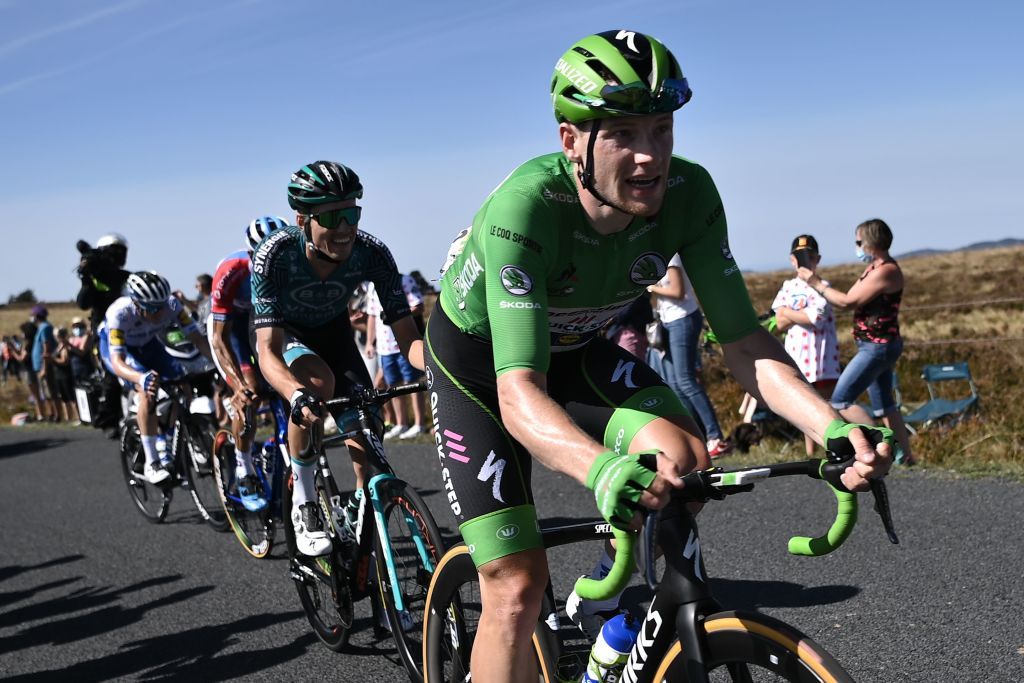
top-left (647, 253), bottom-right (732, 457)
top-left (364, 275), bottom-right (427, 439)
top-left (772, 235), bottom-right (841, 455)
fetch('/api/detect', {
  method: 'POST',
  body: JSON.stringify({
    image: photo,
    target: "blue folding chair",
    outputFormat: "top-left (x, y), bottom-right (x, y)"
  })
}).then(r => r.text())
top-left (903, 362), bottom-right (979, 427)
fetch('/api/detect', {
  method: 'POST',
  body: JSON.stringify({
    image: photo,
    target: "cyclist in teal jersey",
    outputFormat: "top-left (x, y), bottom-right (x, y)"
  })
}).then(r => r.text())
top-left (425, 30), bottom-right (893, 683)
top-left (251, 160), bottom-right (424, 557)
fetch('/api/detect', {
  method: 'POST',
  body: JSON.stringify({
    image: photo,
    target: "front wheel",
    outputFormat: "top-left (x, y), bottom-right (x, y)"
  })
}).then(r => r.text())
top-left (373, 480), bottom-right (447, 682)
top-left (119, 418), bottom-right (171, 523)
top-left (213, 431), bottom-right (274, 557)
top-left (283, 465), bottom-right (354, 651)
top-left (653, 610), bottom-right (855, 682)
top-left (180, 416), bottom-right (229, 531)
top-left (422, 544), bottom-right (556, 683)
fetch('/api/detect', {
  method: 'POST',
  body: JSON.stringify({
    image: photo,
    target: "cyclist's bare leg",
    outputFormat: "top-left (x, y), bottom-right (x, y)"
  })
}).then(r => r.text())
top-left (232, 367), bottom-right (262, 457)
top-left (343, 436), bottom-right (367, 490)
top-left (136, 390), bottom-right (158, 437)
top-left (474, 548), bottom-right (548, 683)
top-left (286, 355), bottom-right (335, 504)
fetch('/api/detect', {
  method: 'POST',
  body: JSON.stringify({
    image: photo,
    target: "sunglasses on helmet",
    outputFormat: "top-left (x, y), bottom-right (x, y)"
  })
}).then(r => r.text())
top-left (577, 77), bottom-right (692, 115)
top-left (311, 206), bottom-right (362, 229)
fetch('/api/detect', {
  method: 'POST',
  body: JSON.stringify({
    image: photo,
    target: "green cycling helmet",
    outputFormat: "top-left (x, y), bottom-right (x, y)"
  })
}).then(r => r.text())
top-left (551, 30), bottom-right (692, 124)
top-left (287, 161), bottom-right (363, 212)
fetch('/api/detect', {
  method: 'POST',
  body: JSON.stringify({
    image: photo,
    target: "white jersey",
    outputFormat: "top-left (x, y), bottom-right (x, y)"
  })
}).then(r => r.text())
top-left (104, 295), bottom-right (198, 351)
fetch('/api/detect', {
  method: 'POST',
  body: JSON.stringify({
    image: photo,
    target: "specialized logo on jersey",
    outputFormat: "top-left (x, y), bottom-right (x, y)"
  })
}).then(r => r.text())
top-left (629, 252), bottom-right (668, 286)
top-left (425, 366), bottom-right (434, 389)
top-left (499, 265), bottom-right (533, 296)
top-left (720, 238), bottom-right (734, 261)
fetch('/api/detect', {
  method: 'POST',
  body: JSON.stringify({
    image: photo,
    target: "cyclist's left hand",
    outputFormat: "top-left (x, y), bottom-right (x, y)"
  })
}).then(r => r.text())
top-left (823, 420), bottom-right (893, 492)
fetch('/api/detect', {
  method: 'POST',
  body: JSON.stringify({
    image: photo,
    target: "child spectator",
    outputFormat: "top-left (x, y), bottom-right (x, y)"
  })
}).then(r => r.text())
top-left (772, 235), bottom-right (841, 455)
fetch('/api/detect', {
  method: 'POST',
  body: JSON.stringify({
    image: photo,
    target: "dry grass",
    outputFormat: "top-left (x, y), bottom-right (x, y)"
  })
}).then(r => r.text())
top-left (714, 245), bottom-right (1024, 478)
top-left (3, 249), bottom-right (1021, 477)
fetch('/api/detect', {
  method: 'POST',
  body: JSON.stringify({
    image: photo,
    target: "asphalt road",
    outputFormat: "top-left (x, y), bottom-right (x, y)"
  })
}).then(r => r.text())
top-left (1, 426), bottom-right (1022, 682)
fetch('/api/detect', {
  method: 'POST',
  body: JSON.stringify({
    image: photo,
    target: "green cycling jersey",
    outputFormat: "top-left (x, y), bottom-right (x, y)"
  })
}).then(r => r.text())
top-left (438, 152), bottom-right (760, 374)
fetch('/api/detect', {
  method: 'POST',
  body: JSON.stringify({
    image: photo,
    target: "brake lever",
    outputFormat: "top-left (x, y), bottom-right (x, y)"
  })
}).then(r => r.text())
top-left (870, 478), bottom-right (899, 544)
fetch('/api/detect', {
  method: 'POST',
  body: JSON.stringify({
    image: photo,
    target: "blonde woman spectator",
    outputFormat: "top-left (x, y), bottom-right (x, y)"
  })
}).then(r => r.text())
top-left (772, 235), bottom-right (841, 455)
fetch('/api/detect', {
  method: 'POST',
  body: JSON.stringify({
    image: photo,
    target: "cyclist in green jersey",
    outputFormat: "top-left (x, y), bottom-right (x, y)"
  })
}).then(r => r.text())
top-left (424, 30), bottom-right (892, 683)
top-left (252, 160), bottom-right (424, 556)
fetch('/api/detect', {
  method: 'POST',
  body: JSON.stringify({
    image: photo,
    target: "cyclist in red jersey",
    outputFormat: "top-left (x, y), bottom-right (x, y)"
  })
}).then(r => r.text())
top-left (207, 216), bottom-right (289, 510)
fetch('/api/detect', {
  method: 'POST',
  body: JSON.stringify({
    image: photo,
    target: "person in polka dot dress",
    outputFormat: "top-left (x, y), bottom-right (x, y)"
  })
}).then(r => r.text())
top-left (771, 235), bottom-right (841, 455)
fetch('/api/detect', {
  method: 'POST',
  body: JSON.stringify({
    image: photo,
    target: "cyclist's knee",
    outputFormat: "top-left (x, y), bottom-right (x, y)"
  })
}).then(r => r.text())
top-left (478, 549), bottom-right (549, 635)
top-left (631, 414), bottom-right (710, 473)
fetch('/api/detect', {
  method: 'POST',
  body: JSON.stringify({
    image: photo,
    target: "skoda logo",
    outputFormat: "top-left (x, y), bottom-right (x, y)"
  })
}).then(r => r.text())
top-left (500, 266), bottom-right (533, 296)
top-left (628, 252), bottom-right (667, 286)
top-left (640, 397), bottom-right (662, 409)
top-left (496, 524), bottom-right (520, 540)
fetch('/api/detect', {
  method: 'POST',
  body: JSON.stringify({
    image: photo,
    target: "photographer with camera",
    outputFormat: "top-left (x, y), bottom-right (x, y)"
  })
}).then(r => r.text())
top-left (75, 233), bottom-right (131, 434)
top-left (76, 233), bottom-right (131, 329)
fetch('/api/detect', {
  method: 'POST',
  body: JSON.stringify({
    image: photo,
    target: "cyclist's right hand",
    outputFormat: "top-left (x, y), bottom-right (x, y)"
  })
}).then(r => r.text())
top-left (289, 388), bottom-right (322, 429)
top-left (585, 450), bottom-right (681, 530)
top-left (231, 387), bottom-right (256, 415)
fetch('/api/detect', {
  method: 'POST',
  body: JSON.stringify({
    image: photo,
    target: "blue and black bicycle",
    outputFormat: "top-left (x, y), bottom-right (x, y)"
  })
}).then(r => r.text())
top-left (284, 379), bottom-right (446, 682)
top-left (212, 393), bottom-right (291, 558)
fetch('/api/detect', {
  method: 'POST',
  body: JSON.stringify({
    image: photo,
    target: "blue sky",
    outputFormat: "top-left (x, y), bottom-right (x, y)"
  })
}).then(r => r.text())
top-left (2, 0), bottom-right (1022, 302)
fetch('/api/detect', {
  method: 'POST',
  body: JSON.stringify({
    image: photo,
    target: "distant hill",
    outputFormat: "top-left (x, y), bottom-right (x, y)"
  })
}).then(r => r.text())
top-left (899, 237), bottom-right (1024, 260)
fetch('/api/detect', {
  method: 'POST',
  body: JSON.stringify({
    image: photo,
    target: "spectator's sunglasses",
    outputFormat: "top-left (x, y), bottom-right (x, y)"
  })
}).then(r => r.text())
top-left (311, 206), bottom-right (361, 229)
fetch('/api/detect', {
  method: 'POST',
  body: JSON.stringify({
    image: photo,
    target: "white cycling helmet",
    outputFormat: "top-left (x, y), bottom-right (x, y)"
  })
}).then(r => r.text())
top-left (245, 216), bottom-right (289, 251)
top-left (96, 232), bottom-right (129, 249)
top-left (125, 271), bottom-right (171, 306)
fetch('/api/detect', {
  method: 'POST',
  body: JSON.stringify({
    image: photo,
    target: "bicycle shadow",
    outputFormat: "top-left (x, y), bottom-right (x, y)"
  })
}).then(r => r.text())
top-left (0, 574), bottom-right (210, 656)
top-left (0, 437), bottom-right (70, 459)
top-left (3, 610), bottom-right (315, 682)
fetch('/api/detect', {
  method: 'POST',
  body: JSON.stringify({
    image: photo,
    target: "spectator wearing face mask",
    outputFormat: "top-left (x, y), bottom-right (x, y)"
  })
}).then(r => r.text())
top-left (798, 218), bottom-right (913, 465)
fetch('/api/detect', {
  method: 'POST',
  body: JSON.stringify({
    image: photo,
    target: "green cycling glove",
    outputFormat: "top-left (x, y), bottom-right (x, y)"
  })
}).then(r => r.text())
top-left (823, 419), bottom-right (894, 457)
top-left (585, 450), bottom-right (660, 530)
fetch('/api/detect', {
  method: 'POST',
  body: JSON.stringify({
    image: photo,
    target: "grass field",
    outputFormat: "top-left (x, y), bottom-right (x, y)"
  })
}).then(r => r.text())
top-left (3, 246), bottom-right (1021, 477)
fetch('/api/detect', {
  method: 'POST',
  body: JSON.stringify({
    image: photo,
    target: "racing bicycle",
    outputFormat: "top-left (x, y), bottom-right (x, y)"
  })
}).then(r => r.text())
top-left (284, 379), bottom-right (446, 682)
top-left (212, 393), bottom-right (290, 558)
top-left (119, 373), bottom-right (228, 530)
top-left (421, 447), bottom-right (898, 682)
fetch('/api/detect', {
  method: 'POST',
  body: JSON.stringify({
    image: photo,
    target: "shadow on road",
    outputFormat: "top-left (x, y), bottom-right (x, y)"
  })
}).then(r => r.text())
top-left (0, 554), bottom-right (86, 583)
top-left (0, 437), bottom-right (70, 459)
top-left (0, 574), bottom-right (208, 655)
top-left (4, 610), bottom-right (317, 682)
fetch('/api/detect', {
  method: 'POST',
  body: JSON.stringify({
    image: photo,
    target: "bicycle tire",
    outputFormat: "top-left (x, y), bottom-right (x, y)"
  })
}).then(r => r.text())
top-left (213, 430), bottom-right (274, 557)
top-left (422, 544), bottom-right (555, 683)
top-left (180, 416), bottom-right (229, 531)
top-left (651, 610), bottom-right (855, 683)
top-left (283, 465), bottom-right (354, 651)
top-left (119, 418), bottom-right (171, 523)
top-left (373, 480), bottom-right (447, 682)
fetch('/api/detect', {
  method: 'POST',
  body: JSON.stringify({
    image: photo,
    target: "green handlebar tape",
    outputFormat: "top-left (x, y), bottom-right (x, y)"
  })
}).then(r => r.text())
top-left (788, 465), bottom-right (858, 556)
top-left (573, 528), bottom-right (636, 601)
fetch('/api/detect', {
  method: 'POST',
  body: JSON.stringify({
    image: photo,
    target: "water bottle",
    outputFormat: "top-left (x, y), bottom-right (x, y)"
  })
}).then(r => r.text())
top-left (156, 434), bottom-right (172, 466)
top-left (582, 613), bottom-right (640, 683)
